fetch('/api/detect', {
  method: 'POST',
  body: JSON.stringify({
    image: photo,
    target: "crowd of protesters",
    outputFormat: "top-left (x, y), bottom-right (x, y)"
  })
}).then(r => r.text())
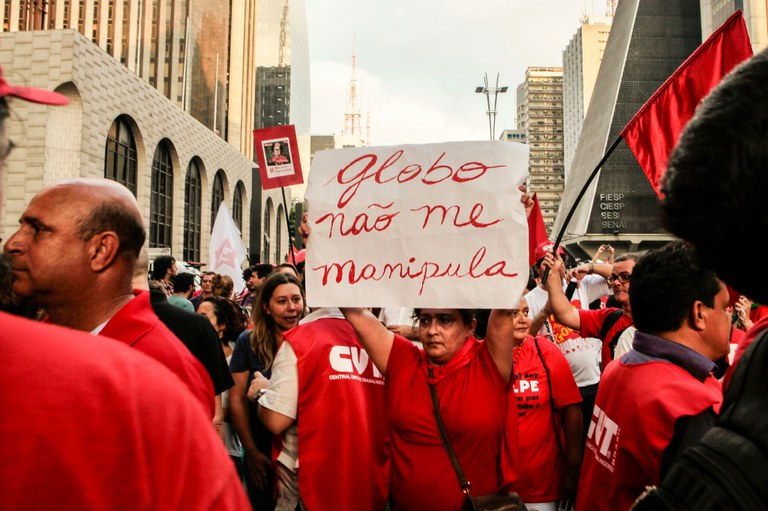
top-left (4, 49), bottom-right (768, 511)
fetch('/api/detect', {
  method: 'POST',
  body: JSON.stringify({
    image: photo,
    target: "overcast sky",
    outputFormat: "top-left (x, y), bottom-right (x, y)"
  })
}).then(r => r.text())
top-left (306, 0), bottom-right (609, 146)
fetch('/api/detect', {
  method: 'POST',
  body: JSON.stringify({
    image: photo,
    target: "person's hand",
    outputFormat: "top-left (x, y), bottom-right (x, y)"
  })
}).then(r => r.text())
top-left (247, 371), bottom-right (270, 403)
top-left (542, 252), bottom-right (564, 273)
top-left (556, 463), bottom-right (579, 510)
top-left (735, 295), bottom-right (754, 330)
top-left (244, 446), bottom-right (272, 490)
top-left (519, 184), bottom-right (534, 218)
top-left (567, 264), bottom-right (589, 282)
top-left (594, 244), bottom-right (615, 264)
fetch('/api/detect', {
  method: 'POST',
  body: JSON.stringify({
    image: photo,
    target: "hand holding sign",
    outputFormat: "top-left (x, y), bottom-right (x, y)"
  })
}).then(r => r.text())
top-left (305, 141), bottom-right (530, 308)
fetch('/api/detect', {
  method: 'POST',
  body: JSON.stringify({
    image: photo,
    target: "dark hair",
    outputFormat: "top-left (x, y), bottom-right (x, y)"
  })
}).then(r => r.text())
top-left (275, 262), bottom-right (299, 277)
top-left (662, 48), bottom-right (768, 303)
top-left (253, 263), bottom-right (274, 279)
top-left (412, 308), bottom-right (476, 327)
top-left (630, 242), bottom-right (721, 334)
top-left (250, 272), bottom-right (305, 369)
top-left (242, 267), bottom-right (253, 280)
top-left (0, 97), bottom-right (10, 161)
top-left (78, 202), bottom-right (146, 260)
top-left (201, 296), bottom-right (248, 345)
top-left (150, 255), bottom-right (175, 280)
top-left (171, 272), bottom-right (195, 293)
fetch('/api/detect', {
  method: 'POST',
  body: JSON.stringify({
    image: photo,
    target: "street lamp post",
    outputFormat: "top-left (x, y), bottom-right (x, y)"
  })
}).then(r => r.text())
top-left (475, 73), bottom-right (508, 141)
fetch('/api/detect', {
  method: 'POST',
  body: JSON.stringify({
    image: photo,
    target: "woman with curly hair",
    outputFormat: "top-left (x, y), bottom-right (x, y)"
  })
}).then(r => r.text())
top-left (211, 274), bottom-right (235, 300)
top-left (229, 272), bottom-right (305, 510)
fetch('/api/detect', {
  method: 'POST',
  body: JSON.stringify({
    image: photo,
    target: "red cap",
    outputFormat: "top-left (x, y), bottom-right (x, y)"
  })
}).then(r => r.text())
top-left (533, 241), bottom-right (566, 263)
top-left (0, 66), bottom-right (69, 105)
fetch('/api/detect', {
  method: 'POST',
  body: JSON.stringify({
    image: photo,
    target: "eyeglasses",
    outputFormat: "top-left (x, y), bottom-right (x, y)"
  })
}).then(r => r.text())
top-left (607, 272), bottom-right (632, 285)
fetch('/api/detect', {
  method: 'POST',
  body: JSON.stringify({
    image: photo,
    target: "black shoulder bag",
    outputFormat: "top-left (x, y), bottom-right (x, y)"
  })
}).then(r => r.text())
top-left (427, 368), bottom-right (527, 511)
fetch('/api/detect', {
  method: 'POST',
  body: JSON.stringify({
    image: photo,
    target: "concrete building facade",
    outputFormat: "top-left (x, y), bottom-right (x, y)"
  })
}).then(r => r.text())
top-left (0, 30), bottom-right (290, 266)
top-left (3, 0), bottom-right (258, 160)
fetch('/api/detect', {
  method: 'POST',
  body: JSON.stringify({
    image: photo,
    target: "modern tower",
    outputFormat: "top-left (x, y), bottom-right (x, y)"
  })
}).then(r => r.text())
top-left (516, 67), bottom-right (564, 234)
top-left (552, 0), bottom-right (701, 259)
top-left (700, 0), bottom-right (767, 52)
top-left (339, 51), bottom-right (367, 147)
top-left (251, 0), bottom-right (311, 263)
top-left (562, 16), bottom-right (612, 181)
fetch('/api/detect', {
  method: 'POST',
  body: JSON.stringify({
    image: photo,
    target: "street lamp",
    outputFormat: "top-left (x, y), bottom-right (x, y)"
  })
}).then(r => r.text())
top-left (475, 73), bottom-right (508, 141)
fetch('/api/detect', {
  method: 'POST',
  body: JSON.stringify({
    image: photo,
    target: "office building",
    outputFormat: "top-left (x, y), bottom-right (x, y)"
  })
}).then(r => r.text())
top-left (516, 67), bottom-right (564, 234)
top-left (563, 16), bottom-right (612, 180)
top-left (552, 0), bottom-right (701, 259)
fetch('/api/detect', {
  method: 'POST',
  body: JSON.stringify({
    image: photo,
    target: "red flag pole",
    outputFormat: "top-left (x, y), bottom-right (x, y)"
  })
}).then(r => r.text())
top-left (541, 135), bottom-right (623, 284)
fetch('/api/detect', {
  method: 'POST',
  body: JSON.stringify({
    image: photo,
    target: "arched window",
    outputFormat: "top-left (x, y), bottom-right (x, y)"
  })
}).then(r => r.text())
top-left (275, 204), bottom-right (283, 263)
top-left (104, 116), bottom-right (137, 195)
top-left (233, 181), bottom-right (245, 232)
top-left (183, 159), bottom-right (202, 262)
top-left (149, 140), bottom-right (173, 248)
top-left (211, 170), bottom-right (225, 230)
top-left (263, 198), bottom-right (273, 263)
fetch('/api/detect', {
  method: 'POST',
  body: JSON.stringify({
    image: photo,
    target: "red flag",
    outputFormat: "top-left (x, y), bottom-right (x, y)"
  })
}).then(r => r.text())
top-left (528, 193), bottom-right (549, 266)
top-left (620, 10), bottom-right (753, 197)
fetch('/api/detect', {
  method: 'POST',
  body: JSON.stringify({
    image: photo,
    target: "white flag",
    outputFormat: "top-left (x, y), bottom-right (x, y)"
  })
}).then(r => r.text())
top-left (209, 201), bottom-right (248, 295)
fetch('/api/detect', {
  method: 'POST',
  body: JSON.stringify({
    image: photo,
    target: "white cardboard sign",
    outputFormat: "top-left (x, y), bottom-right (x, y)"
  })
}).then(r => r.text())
top-left (304, 141), bottom-right (530, 308)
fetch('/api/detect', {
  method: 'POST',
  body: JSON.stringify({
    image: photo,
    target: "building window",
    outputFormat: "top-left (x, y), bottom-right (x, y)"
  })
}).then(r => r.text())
top-left (183, 159), bottom-right (202, 262)
top-left (275, 204), bottom-right (283, 262)
top-left (233, 181), bottom-right (245, 232)
top-left (211, 170), bottom-right (225, 229)
top-left (150, 140), bottom-right (173, 248)
top-left (104, 116), bottom-right (137, 196)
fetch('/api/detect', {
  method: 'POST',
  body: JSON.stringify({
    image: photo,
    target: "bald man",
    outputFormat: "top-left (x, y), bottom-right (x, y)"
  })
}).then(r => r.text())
top-left (0, 68), bottom-right (247, 509)
top-left (5, 178), bottom-right (215, 416)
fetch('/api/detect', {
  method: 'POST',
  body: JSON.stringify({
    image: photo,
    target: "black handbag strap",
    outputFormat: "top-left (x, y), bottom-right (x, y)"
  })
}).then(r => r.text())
top-left (532, 336), bottom-right (564, 456)
top-left (428, 367), bottom-right (472, 496)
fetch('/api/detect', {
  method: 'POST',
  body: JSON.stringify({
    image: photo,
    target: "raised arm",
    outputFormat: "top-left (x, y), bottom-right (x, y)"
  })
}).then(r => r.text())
top-left (568, 259), bottom-right (613, 281)
top-left (543, 253), bottom-right (581, 330)
top-left (340, 308), bottom-right (394, 375)
top-left (484, 309), bottom-right (519, 382)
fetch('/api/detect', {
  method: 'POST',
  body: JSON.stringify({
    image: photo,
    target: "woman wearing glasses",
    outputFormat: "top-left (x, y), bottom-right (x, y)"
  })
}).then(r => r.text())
top-left (545, 252), bottom-right (640, 372)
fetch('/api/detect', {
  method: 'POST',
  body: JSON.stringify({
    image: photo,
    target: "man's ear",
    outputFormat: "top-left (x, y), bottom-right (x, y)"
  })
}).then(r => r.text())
top-left (690, 301), bottom-right (706, 331)
top-left (88, 232), bottom-right (121, 272)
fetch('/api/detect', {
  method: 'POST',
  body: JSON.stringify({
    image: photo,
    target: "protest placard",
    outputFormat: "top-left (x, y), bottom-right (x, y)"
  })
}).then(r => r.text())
top-left (304, 141), bottom-right (530, 308)
top-left (253, 124), bottom-right (304, 190)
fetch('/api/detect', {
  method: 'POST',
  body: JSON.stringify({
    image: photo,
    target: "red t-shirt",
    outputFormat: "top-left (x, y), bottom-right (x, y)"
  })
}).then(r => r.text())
top-left (0, 312), bottom-right (249, 510)
top-left (386, 335), bottom-right (518, 511)
top-left (578, 307), bottom-right (634, 370)
top-left (513, 335), bottom-right (582, 502)
top-left (99, 290), bottom-right (215, 417)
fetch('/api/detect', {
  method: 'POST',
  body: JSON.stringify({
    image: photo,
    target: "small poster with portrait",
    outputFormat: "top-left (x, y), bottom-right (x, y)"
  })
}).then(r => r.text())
top-left (253, 124), bottom-right (304, 190)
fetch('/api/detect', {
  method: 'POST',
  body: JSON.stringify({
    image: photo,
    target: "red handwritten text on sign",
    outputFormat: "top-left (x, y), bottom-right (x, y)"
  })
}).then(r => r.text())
top-left (305, 141), bottom-right (530, 308)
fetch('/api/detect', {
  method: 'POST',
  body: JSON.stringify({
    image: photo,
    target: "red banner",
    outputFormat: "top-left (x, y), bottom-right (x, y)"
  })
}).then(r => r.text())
top-left (253, 125), bottom-right (305, 190)
top-left (527, 193), bottom-right (549, 266)
top-left (620, 10), bottom-right (753, 197)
